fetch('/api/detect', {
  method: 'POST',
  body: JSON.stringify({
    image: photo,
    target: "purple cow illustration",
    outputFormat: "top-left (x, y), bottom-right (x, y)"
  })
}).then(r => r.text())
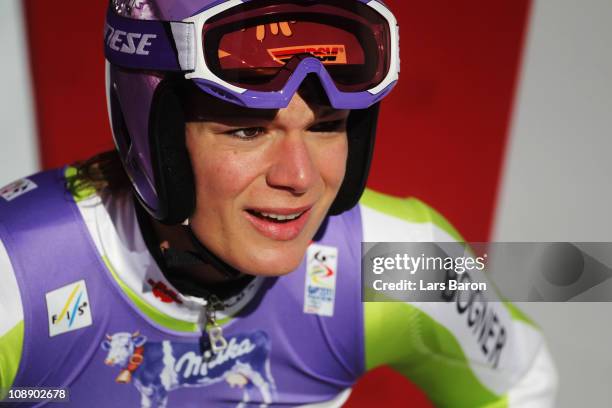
top-left (101, 330), bottom-right (275, 408)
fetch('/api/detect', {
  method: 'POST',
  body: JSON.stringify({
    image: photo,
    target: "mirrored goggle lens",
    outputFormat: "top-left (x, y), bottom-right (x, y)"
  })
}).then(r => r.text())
top-left (202, 1), bottom-right (391, 92)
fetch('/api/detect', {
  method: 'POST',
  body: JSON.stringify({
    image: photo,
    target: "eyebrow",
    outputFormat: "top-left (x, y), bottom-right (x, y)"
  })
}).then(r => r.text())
top-left (195, 106), bottom-right (348, 127)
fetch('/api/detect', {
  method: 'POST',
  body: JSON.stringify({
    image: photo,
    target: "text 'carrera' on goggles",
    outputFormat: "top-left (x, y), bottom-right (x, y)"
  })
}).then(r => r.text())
top-left (104, 0), bottom-right (400, 109)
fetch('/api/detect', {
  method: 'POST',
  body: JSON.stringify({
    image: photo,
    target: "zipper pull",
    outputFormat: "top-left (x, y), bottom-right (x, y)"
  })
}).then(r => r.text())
top-left (204, 295), bottom-right (228, 355)
top-left (207, 324), bottom-right (228, 354)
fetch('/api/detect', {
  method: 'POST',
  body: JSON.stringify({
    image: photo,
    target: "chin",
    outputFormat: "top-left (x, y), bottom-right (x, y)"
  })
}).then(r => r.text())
top-left (230, 242), bottom-right (309, 277)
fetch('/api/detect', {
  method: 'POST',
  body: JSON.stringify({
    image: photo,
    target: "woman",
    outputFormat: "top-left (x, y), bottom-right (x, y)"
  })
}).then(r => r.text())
top-left (0, 0), bottom-right (556, 406)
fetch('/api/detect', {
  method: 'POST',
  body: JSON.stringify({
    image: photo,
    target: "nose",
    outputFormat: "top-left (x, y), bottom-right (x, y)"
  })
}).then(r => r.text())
top-left (265, 131), bottom-right (317, 195)
top-left (104, 359), bottom-right (114, 366)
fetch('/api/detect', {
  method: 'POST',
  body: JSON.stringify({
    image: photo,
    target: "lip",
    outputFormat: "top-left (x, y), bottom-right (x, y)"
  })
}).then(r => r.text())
top-left (244, 206), bottom-right (312, 241)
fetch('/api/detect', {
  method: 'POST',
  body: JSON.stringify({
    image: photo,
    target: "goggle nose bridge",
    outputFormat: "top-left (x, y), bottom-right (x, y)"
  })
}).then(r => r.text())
top-left (273, 56), bottom-right (342, 106)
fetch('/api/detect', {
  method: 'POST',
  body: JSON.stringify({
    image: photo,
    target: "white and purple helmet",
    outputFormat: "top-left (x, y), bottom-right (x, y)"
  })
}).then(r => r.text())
top-left (105, 0), bottom-right (400, 224)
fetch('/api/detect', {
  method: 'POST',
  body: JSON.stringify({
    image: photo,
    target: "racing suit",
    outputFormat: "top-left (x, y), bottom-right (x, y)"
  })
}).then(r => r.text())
top-left (0, 168), bottom-right (557, 407)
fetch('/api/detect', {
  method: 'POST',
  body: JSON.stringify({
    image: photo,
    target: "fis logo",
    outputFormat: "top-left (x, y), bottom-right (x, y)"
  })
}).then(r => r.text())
top-left (46, 280), bottom-right (92, 337)
top-left (104, 23), bottom-right (157, 56)
top-left (268, 44), bottom-right (348, 65)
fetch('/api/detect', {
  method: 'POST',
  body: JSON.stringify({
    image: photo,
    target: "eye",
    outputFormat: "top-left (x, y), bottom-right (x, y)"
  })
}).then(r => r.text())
top-left (228, 127), bottom-right (265, 140)
top-left (308, 119), bottom-right (347, 133)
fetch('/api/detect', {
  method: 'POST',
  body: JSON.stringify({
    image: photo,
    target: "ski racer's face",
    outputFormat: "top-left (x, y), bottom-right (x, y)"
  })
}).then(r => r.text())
top-left (184, 91), bottom-right (349, 276)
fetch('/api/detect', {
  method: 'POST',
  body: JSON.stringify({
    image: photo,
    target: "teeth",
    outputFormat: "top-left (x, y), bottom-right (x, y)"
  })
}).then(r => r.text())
top-left (258, 211), bottom-right (303, 221)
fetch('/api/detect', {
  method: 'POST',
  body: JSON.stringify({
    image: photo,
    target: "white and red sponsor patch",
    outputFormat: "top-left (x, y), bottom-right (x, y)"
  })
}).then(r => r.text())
top-left (304, 244), bottom-right (338, 317)
top-left (0, 178), bottom-right (37, 202)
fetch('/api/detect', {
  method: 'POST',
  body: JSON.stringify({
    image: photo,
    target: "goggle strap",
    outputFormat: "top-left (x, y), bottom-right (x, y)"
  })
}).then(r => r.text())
top-left (104, 7), bottom-right (195, 72)
top-left (170, 22), bottom-right (196, 72)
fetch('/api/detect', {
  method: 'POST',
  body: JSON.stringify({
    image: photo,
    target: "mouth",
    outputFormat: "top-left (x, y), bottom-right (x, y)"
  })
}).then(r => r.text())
top-left (244, 206), bottom-right (312, 241)
top-left (247, 209), bottom-right (306, 222)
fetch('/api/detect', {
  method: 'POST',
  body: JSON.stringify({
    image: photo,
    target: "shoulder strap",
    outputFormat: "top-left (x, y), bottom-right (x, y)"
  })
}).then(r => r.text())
top-left (0, 169), bottom-right (113, 388)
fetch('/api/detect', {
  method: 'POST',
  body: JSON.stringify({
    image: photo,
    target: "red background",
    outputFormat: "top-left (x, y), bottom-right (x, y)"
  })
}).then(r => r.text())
top-left (23, 1), bottom-right (531, 405)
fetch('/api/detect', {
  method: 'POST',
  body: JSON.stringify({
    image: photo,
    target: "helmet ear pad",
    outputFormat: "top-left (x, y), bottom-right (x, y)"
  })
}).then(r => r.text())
top-left (329, 103), bottom-right (380, 215)
top-left (149, 79), bottom-right (196, 225)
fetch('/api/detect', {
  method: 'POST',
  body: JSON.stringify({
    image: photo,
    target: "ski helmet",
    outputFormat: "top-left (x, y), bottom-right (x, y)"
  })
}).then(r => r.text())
top-left (105, 0), bottom-right (400, 224)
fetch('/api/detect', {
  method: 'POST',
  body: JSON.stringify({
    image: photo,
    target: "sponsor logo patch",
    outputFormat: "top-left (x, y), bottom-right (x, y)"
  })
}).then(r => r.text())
top-left (304, 244), bottom-right (338, 317)
top-left (147, 279), bottom-right (182, 304)
top-left (100, 330), bottom-right (275, 406)
top-left (46, 280), bottom-right (92, 337)
top-left (0, 178), bottom-right (37, 201)
top-left (104, 23), bottom-right (157, 56)
top-left (268, 44), bottom-right (347, 65)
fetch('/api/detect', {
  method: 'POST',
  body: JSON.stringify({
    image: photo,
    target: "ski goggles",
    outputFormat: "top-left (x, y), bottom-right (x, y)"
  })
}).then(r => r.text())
top-left (104, 0), bottom-right (399, 109)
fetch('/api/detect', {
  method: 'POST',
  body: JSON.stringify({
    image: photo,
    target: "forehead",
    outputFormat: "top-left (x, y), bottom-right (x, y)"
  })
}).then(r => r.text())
top-left (182, 86), bottom-right (347, 125)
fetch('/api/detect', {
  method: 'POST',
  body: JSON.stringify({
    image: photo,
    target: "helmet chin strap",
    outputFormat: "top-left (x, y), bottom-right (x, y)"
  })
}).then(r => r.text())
top-left (159, 218), bottom-right (243, 280)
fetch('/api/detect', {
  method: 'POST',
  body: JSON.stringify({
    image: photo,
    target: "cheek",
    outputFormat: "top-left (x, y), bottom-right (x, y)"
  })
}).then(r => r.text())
top-left (188, 144), bottom-right (262, 209)
top-left (315, 137), bottom-right (349, 188)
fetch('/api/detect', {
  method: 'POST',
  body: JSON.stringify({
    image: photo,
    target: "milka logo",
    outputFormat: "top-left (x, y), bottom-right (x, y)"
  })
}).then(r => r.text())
top-left (101, 331), bottom-right (275, 407)
top-left (104, 23), bottom-right (157, 55)
top-left (176, 337), bottom-right (256, 378)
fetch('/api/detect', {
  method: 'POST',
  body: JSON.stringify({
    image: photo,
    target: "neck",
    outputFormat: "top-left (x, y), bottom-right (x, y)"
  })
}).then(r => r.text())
top-left (133, 196), bottom-right (252, 300)
top-left (151, 220), bottom-right (236, 286)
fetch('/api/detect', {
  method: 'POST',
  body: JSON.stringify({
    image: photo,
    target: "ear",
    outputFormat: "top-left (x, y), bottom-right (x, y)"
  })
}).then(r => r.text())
top-left (133, 336), bottom-right (147, 347)
top-left (101, 340), bottom-right (111, 351)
